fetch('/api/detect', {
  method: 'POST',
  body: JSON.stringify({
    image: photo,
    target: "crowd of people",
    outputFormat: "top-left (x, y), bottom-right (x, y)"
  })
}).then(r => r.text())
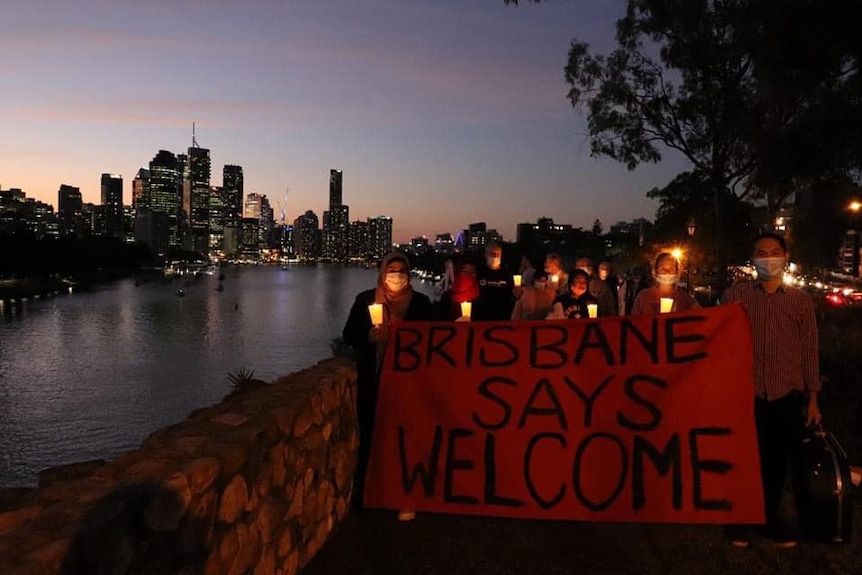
top-left (342, 233), bottom-right (822, 549)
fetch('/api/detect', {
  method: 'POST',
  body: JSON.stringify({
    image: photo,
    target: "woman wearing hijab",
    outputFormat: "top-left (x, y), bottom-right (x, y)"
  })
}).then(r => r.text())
top-left (342, 252), bottom-right (433, 520)
top-left (631, 252), bottom-right (700, 315)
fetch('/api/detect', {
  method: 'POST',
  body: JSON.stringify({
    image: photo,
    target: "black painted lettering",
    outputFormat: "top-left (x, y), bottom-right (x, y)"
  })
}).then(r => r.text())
top-left (465, 325), bottom-right (475, 368)
top-left (399, 425), bottom-right (442, 495)
top-left (619, 318), bottom-right (659, 365)
top-left (444, 428), bottom-right (479, 505)
top-left (523, 432), bottom-right (567, 510)
top-left (393, 327), bottom-right (423, 372)
top-left (517, 378), bottom-right (568, 430)
top-left (562, 375), bottom-right (614, 428)
top-left (529, 325), bottom-right (569, 369)
top-left (631, 434), bottom-right (683, 510)
top-left (471, 376), bottom-right (517, 431)
top-left (574, 323), bottom-right (616, 366)
top-left (427, 326), bottom-right (459, 368)
top-left (479, 326), bottom-right (520, 367)
top-left (617, 375), bottom-right (667, 432)
top-left (572, 433), bottom-right (628, 512)
top-left (665, 316), bottom-right (708, 364)
top-left (484, 433), bottom-right (525, 507)
top-left (689, 427), bottom-right (733, 511)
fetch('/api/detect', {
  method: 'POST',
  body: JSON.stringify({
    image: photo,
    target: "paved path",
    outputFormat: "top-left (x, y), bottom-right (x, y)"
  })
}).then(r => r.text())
top-left (303, 502), bottom-right (862, 575)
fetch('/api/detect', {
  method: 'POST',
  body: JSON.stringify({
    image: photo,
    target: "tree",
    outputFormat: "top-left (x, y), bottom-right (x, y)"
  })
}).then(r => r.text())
top-left (558, 0), bottom-right (861, 292)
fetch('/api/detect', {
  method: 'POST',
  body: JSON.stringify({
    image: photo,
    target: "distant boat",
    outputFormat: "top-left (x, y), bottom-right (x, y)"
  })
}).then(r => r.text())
top-left (177, 289), bottom-right (186, 297)
top-left (281, 266), bottom-right (290, 271)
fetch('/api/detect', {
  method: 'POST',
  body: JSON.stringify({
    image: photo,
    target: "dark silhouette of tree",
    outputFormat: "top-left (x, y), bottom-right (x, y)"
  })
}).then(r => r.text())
top-left (509, 0), bottom-right (862, 292)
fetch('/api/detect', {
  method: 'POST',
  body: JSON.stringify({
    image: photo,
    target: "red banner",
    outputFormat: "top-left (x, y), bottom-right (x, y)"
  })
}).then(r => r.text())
top-left (364, 303), bottom-right (764, 524)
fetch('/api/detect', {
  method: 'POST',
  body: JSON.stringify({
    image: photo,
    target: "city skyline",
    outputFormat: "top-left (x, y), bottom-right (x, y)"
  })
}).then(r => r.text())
top-left (1, 0), bottom-right (690, 242)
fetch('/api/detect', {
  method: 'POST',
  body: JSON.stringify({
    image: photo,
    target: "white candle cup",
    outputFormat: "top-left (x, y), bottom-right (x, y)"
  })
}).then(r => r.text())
top-left (368, 303), bottom-right (384, 326)
top-left (551, 274), bottom-right (559, 285)
top-left (460, 301), bottom-right (472, 318)
top-left (513, 275), bottom-right (522, 287)
top-left (660, 298), bottom-right (674, 314)
top-left (587, 304), bottom-right (598, 318)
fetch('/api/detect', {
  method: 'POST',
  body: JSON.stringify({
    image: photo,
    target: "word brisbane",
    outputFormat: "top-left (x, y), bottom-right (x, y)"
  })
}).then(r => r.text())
top-left (391, 316), bottom-right (709, 371)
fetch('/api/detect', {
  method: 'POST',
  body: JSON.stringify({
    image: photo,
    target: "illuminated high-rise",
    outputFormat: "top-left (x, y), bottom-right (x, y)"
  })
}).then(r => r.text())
top-left (368, 215), bottom-right (393, 263)
top-left (58, 184), bottom-right (83, 238)
top-left (100, 173), bottom-right (124, 240)
top-left (185, 144), bottom-right (211, 255)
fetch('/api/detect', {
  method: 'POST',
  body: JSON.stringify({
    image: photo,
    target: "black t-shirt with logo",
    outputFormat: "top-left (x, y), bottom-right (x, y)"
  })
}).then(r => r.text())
top-left (474, 267), bottom-right (514, 321)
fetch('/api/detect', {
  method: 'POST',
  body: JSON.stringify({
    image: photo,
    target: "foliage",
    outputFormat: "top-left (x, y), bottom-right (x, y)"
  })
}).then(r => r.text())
top-left (224, 367), bottom-right (269, 401)
top-left (559, 0), bottom-right (862, 291)
top-left (0, 234), bottom-right (154, 277)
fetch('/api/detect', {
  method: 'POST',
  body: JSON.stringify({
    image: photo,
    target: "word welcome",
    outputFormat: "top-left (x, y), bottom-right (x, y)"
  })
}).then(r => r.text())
top-left (364, 305), bottom-right (764, 524)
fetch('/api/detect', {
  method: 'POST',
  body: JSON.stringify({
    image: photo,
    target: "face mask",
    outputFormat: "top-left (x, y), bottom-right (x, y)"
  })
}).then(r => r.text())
top-left (753, 257), bottom-right (785, 280)
top-left (656, 273), bottom-right (679, 286)
top-left (487, 256), bottom-right (501, 269)
top-left (578, 266), bottom-right (592, 275)
top-left (385, 272), bottom-right (408, 292)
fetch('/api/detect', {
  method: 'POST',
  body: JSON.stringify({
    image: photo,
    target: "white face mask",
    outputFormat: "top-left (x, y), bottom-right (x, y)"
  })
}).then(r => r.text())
top-left (753, 257), bottom-right (785, 280)
top-left (487, 256), bottom-right (502, 269)
top-left (577, 266), bottom-right (592, 275)
top-left (385, 272), bottom-right (409, 292)
top-left (656, 273), bottom-right (679, 286)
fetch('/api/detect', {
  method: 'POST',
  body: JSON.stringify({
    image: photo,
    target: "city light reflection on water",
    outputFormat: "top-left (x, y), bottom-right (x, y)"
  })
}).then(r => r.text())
top-left (0, 265), bottom-right (436, 487)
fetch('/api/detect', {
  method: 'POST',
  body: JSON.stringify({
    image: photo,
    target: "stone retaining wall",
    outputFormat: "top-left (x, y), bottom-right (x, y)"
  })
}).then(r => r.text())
top-left (0, 357), bottom-right (358, 575)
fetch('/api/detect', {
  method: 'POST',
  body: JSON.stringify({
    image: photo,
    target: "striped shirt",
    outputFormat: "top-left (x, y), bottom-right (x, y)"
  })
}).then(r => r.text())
top-left (721, 280), bottom-right (820, 400)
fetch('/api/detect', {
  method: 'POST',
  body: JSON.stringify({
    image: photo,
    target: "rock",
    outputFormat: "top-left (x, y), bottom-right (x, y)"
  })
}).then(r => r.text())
top-left (218, 475), bottom-right (249, 524)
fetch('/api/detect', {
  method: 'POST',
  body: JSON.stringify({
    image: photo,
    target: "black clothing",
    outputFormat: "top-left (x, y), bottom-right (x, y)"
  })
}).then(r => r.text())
top-left (475, 267), bottom-right (515, 320)
top-left (342, 288), bottom-right (433, 508)
top-left (553, 291), bottom-right (598, 319)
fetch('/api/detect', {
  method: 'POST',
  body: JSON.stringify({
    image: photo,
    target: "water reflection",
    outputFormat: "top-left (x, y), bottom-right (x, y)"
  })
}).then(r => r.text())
top-left (0, 264), bottom-right (436, 487)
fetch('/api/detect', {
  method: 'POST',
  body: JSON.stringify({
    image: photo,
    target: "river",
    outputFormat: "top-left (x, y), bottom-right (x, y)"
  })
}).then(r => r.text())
top-left (0, 265), bottom-right (437, 487)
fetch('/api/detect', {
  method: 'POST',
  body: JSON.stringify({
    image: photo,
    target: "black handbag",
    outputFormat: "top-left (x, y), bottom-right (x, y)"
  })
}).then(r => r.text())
top-left (796, 426), bottom-right (854, 543)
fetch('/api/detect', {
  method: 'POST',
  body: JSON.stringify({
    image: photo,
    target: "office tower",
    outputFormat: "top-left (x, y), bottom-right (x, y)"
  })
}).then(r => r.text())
top-left (368, 215), bottom-right (393, 263)
top-left (348, 220), bottom-right (370, 261)
top-left (58, 184), bottom-right (83, 237)
top-left (294, 210), bottom-right (321, 262)
top-left (185, 144), bottom-right (211, 255)
top-left (209, 185), bottom-right (225, 252)
top-left (259, 195), bottom-right (274, 247)
top-left (223, 165), bottom-right (243, 221)
top-left (100, 173), bottom-right (124, 240)
top-left (280, 224), bottom-right (295, 258)
top-left (140, 150), bottom-right (182, 256)
top-left (329, 169), bottom-right (342, 210)
top-left (131, 168), bottom-right (149, 210)
top-left (244, 193), bottom-right (263, 220)
top-left (323, 169), bottom-right (349, 262)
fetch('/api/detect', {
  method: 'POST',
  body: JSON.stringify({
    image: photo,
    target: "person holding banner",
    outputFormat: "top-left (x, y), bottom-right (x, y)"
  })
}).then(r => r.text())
top-left (545, 269), bottom-right (599, 319)
top-left (510, 269), bottom-right (556, 320)
top-left (631, 252), bottom-right (700, 315)
top-left (342, 251), bottom-right (434, 520)
top-left (721, 232), bottom-right (821, 548)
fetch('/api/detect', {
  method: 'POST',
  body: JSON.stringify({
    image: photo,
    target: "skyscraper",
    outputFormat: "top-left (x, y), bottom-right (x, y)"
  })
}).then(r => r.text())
top-left (323, 169), bottom-right (349, 262)
top-left (131, 168), bottom-right (149, 210)
top-left (368, 215), bottom-right (393, 263)
top-left (100, 173), bottom-right (124, 240)
top-left (329, 169), bottom-right (343, 210)
top-left (223, 164), bottom-right (243, 221)
top-left (185, 145), bottom-right (211, 255)
top-left (139, 150), bottom-right (181, 256)
top-left (58, 184), bottom-right (83, 237)
top-left (294, 210), bottom-right (321, 262)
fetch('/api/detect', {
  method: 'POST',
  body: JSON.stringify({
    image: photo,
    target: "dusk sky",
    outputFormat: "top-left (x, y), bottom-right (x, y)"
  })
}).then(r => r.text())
top-left (2, 0), bottom-right (689, 242)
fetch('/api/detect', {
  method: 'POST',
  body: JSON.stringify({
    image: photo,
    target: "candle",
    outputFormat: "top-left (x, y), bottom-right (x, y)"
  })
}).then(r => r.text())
top-left (368, 303), bottom-right (384, 326)
top-left (587, 303), bottom-right (598, 318)
top-left (460, 301), bottom-right (472, 318)
top-left (660, 298), bottom-right (674, 314)
top-left (551, 274), bottom-right (559, 285)
top-left (513, 275), bottom-right (522, 287)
